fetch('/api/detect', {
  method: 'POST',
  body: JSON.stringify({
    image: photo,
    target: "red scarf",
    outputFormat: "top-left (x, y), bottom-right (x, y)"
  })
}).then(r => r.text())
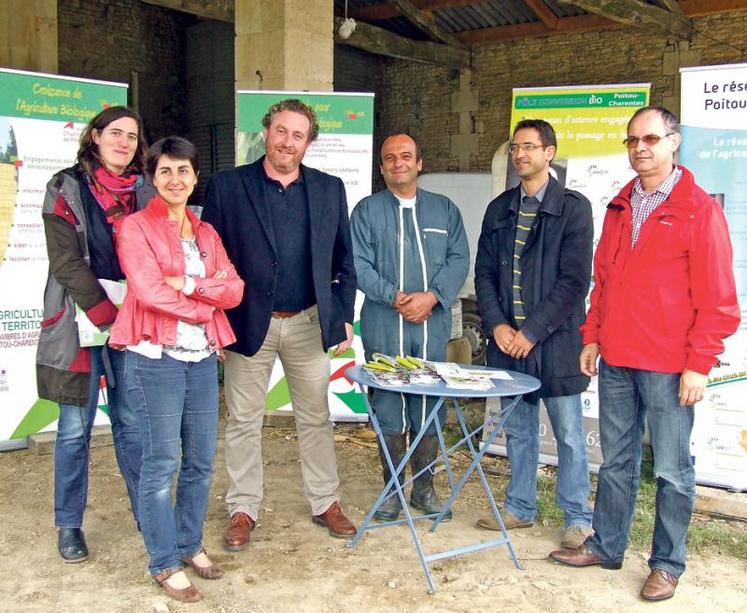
top-left (87, 166), bottom-right (140, 237)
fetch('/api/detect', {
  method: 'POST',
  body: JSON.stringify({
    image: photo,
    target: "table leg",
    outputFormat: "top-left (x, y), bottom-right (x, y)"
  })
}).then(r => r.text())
top-left (347, 383), bottom-right (445, 592)
top-left (428, 397), bottom-right (525, 570)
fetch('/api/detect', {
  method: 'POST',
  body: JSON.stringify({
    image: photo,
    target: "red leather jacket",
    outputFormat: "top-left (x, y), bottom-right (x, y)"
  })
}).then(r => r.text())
top-left (109, 195), bottom-right (244, 349)
top-left (581, 166), bottom-right (740, 375)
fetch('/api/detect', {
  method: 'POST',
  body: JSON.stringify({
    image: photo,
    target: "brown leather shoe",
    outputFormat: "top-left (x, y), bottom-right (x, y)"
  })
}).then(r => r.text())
top-left (312, 502), bottom-right (357, 538)
top-left (154, 568), bottom-right (202, 603)
top-left (223, 512), bottom-right (255, 552)
top-left (640, 568), bottom-right (678, 601)
top-left (183, 547), bottom-right (225, 580)
top-left (476, 510), bottom-right (533, 531)
top-left (549, 544), bottom-right (622, 570)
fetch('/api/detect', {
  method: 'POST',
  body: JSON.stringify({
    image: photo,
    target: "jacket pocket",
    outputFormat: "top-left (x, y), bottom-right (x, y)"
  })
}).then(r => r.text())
top-left (550, 328), bottom-right (583, 377)
top-left (37, 296), bottom-right (80, 369)
top-left (657, 286), bottom-right (693, 340)
top-left (41, 307), bottom-right (66, 328)
top-left (423, 227), bottom-right (448, 266)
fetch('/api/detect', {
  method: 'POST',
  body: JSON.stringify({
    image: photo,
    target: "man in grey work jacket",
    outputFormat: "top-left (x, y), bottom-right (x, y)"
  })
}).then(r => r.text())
top-left (350, 133), bottom-right (469, 522)
top-left (474, 119), bottom-right (594, 549)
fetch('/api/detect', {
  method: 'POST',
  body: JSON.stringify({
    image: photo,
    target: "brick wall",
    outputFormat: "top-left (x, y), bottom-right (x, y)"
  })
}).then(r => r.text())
top-left (374, 11), bottom-right (747, 173)
top-left (58, 0), bottom-right (194, 141)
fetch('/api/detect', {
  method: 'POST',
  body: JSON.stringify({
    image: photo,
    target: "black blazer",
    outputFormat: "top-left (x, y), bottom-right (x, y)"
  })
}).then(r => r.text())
top-left (474, 176), bottom-right (593, 401)
top-left (202, 157), bottom-right (356, 357)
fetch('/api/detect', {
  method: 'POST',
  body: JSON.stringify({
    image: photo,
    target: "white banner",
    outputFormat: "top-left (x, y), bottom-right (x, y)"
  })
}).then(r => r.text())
top-left (680, 63), bottom-right (747, 491)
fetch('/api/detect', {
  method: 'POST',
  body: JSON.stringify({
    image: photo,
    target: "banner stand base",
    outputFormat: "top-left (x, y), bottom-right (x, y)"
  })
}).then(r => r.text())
top-left (28, 425), bottom-right (113, 456)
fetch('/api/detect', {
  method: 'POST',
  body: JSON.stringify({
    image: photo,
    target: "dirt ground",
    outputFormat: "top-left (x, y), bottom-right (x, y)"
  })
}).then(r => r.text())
top-left (1, 416), bottom-right (745, 613)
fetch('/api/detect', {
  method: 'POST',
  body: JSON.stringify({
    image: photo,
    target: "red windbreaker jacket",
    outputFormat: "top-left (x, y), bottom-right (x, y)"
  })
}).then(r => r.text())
top-left (110, 195), bottom-right (244, 349)
top-left (581, 166), bottom-right (740, 375)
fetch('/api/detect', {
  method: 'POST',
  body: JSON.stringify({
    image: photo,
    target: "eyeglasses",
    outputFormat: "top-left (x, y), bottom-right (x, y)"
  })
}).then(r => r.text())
top-left (508, 142), bottom-right (547, 154)
top-left (623, 133), bottom-right (675, 148)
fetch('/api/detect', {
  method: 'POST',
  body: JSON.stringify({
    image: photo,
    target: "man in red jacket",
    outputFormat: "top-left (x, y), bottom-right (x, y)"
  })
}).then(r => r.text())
top-left (550, 107), bottom-right (740, 602)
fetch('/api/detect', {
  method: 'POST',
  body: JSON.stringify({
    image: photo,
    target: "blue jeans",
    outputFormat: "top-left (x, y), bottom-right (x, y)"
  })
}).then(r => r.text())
top-left (502, 394), bottom-right (592, 528)
top-left (587, 360), bottom-right (695, 577)
top-left (54, 346), bottom-right (141, 528)
top-left (126, 351), bottom-right (219, 576)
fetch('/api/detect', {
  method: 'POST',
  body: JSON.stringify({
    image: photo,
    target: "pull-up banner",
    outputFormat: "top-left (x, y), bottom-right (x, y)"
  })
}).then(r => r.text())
top-left (0, 69), bottom-right (127, 449)
top-left (680, 63), bottom-right (747, 491)
top-left (236, 90), bottom-right (374, 422)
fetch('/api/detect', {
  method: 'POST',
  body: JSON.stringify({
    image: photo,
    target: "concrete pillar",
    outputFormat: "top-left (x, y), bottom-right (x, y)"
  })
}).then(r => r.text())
top-left (235, 0), bottom-right (333, 91)
top-left (0, 0), bottom-right (58, 73)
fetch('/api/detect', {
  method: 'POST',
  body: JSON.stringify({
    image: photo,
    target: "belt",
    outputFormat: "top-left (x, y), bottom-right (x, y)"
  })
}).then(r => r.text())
top-left (271, 310), bottom-right (301, 319)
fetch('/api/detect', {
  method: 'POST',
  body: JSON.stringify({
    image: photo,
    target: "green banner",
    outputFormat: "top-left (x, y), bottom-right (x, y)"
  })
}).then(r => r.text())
top-left (237, 91), bottom-right (373, 135)
top-left (515, 91), bottom-right (648, 110)
top-left (234, 90), bottom-right (374, 423)
top-left (0, 70), bottom-right (128, 447)
top-left (0, 69), bottom-right (127, 123)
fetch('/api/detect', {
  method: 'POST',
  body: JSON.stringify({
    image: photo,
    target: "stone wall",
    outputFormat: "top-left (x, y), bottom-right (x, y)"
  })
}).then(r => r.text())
top-left (58, 0), bottom-right (195, 141)
top-left (374, 11), bottom-right (747, 173)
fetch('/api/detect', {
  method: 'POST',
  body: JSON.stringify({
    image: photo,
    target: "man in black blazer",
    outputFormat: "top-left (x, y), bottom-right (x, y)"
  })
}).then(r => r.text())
top-left (202, 99), bottom-right (357, 549)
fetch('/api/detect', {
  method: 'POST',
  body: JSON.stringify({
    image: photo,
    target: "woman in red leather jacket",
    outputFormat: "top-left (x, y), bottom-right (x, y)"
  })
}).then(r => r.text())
top-left (109, 136), bottom-right (243, 603)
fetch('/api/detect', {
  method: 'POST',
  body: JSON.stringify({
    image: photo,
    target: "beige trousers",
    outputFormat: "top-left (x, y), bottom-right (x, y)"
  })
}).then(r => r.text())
top-left (223, 306), bottom-right (340, 518)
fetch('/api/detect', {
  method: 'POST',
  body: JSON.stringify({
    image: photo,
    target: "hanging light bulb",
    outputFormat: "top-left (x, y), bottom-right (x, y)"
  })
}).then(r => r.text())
top-left (338, 0), bottom-right (357, 39)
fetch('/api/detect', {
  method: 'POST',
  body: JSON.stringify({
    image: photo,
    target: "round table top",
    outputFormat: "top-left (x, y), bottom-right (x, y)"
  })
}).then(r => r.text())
top-left (345, 364), bottom-right (540, 399)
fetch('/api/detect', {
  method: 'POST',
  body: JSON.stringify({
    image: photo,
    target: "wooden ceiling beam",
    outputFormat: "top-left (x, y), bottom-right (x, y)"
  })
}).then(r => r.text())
top-left (139, 0), bottom-right (233, 22)
top-left (524, 0), bottom-right (560, 28)
top-left (653, 0), bottom-right (685, 16)
top-left (680, 0), bottom-right (747, 16)
top-left (556, 0), bottom-right (692, 39)
top-left (350, 0), bottom-right (475, 22)
top-left (334, 16), bottom-right (470, 69)
top-left (386, 0), bottom-right (468, 48)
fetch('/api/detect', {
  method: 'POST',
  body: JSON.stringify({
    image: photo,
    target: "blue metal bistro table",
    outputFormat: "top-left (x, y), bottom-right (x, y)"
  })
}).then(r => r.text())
top-left (345, 365), bottom-right (540, 593)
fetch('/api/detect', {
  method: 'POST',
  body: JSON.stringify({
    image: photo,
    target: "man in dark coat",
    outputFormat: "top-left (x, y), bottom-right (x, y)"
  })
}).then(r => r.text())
top-left (474, 119), bottom-right (593, 549)
top-left (202, 99), bottom-right (357, 548)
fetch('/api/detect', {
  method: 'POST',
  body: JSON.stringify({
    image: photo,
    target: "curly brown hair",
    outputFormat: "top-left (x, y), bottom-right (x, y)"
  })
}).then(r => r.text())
top-left (261, 98), bottom-right (319, 142)
top-left (77, 106), bottom-right (147, 177)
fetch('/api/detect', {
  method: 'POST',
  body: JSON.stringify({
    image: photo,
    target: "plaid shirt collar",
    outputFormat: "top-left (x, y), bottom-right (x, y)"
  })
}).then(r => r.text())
top-left (629, 166), bottom-right (682, 246)
top-left (631, 165), bottom-right (680, 201)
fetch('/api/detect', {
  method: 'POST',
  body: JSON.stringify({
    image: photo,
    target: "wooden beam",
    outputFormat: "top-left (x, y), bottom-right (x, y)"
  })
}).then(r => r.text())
top-left (334, 17), bottom-right (470, 69)
top-left (387, 0), bottom-right (468, 48)
top-left (456, 14), bottom-right (621, 44)
top-left (455, 0), bottom-right (747, 44)
top-left (350, 0), bottom-right (474, 22)
top-left (139, 0), bottom-right (234, 22)
top-left (653, 0), bottom-right (685, 16)
top-left (556, 0), bottom-right (692, 39)
top-left (524, 0), bottom-right (560, 28)
top-left (680, 0), bottom-right (747, 16)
